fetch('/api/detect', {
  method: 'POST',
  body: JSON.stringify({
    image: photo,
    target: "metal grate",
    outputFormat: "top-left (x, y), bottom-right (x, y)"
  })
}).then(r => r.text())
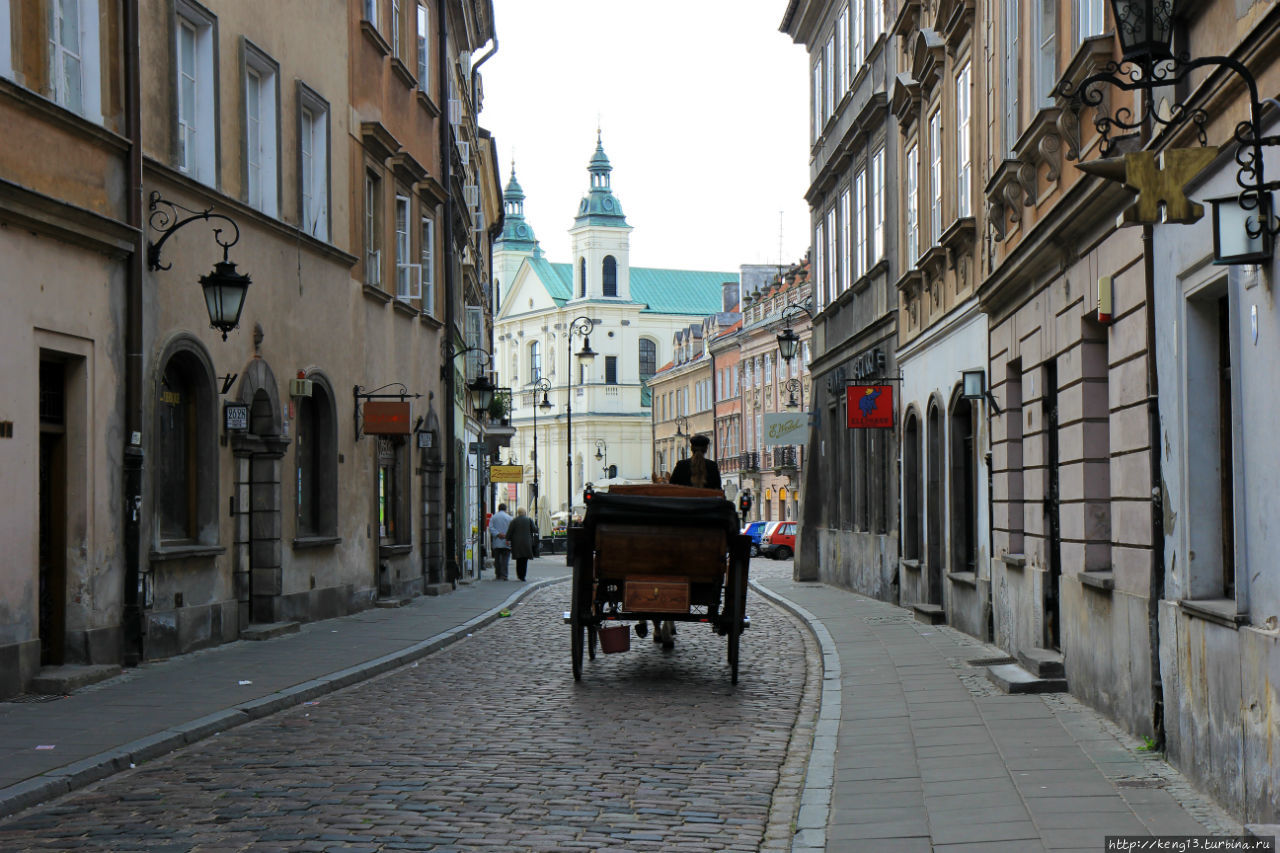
top-left (4, 693), bottom-right (67, 704)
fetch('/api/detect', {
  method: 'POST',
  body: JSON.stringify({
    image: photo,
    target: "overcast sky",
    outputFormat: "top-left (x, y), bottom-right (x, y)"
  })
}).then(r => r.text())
top-left (481, 0), bottom-right (812, 275)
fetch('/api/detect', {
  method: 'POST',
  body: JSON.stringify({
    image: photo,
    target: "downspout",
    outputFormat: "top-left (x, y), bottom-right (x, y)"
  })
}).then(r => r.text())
top-left (469, 36), bottom-right (497, 114)
top-left (122, 0), bottom-right (145, 666)
top-left (438, 0), bottom-right (457, 585)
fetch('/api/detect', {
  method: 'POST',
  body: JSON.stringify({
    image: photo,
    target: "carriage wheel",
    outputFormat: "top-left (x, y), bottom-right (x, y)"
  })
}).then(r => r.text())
top-left (588, 624), bottom-right (598, 660)
top-left (726, 538), bottom-right (749, 685)
top-left (571, 557), bottom-right (585, 681)
top-left (728, 629), bottom-right (740, 684)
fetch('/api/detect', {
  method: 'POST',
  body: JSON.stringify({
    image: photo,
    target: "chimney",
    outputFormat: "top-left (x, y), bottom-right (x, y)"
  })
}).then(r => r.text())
top-left (723, 281), bottom-right (740, 312)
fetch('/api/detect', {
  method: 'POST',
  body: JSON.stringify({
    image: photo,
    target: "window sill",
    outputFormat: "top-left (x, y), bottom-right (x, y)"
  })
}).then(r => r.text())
top-left (1179, 598), bottom-right (1246, 630)
top-left (947, 571), bottom-right (977, 587)
top-left (362, 282), bottom-right (392, 304)
top-left (418, 311), bottom-right (442, 328)
top-left (390, 57), bottom-right (417, 89)
top-left (360, 20), bottom-right (391, 57)
top-left (1078, 571), bottom-right (1115, 593)
top-left (900, 558), bottom-right (920, 571)
top-left (392, 297), bottom-right (419, 317)
top-left (1001, 553), bottom-right (1026, 569)
top-left (416, 89), bottom-right (440, 117)
top-left (293, 535), bottom-right (341, 550)
top-left (379, 543), bottom-right (413, 557)
top-left (150, 544), bottom-right (226, 562)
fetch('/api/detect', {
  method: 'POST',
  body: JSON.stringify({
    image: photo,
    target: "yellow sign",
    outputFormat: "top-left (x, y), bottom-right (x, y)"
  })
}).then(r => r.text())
top-left (779, 487), bottom-right (787, 501)
top-left (765, 488), bottom-right (773, 500)
top-left (489, 464), bottom-right (524, 483)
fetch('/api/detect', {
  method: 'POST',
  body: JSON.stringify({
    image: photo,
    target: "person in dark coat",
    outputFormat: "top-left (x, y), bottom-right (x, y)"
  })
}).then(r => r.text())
top-left (506, 506), bottom-right (538, 582)
top-left (668, 434), bottom-right (722, 490)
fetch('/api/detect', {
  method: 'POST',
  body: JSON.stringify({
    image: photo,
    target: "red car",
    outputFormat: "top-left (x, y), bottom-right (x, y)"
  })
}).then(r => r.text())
top-left (760, 521), bottom-right (796, 560)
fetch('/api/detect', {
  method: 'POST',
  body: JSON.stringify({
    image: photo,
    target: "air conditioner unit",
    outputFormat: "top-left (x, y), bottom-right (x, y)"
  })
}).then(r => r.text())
top-left (289, 378), bottom-right (314, 398)
top-left (464, 183), bottom-right (478, 209)
top-left (457, 140), bottom-right (470, 164)
top-left (448, 98), bottom-right (461, 125)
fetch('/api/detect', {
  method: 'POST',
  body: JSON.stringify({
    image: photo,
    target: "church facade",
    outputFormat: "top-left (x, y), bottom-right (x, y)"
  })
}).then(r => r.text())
top-left (492, 136), bottom-right (737, 532)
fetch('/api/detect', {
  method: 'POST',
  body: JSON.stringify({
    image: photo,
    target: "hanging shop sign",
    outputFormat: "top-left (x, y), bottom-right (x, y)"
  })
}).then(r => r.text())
top-left (763, 412), bottom-right (810, 446)
top-left (489, 464), bottom-right (524, 483)
top-left (362, 401), bottom-right (411, 435)
top-left (846, 383), bottom-right (894, 429)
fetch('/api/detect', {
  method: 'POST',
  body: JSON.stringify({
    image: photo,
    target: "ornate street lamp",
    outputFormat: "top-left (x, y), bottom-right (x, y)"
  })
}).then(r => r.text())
top-left (467, 371), bottom-right (495, 419)
top-left (1057, 0), bottom-right (1280, 263)
top-left (532, 376), bottom-right (552, 521)
top-left (595, 438), bottom-right (608, 476)
top-left (565, 316), bottom-right (598, 520)
top-left (146, 192), bottom-right (251, 340)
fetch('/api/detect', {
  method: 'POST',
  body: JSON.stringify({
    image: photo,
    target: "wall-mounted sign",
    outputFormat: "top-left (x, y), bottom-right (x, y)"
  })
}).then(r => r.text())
top-left (846, 383), bottom-right (894, 429)
top-left (363, 401), bottom-right (411, 435)
top-left (764, 413), bottom-right (810, 446)
top-left (224, 402), bottom-right (249, 431)
top-left (417, 431), bottom-right (433, 449)
top-left (489, 464), bottom-right (524, 483)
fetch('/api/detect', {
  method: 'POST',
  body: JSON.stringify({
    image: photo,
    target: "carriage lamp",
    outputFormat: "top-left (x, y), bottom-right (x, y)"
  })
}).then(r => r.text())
top-left (467, 372), bottom-right (495, 419)
top-left (1110, 0), bottom-right (1174, 65)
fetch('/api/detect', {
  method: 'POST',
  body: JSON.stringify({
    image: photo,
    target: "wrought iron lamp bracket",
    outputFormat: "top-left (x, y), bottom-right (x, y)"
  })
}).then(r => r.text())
top-left (1057, 51), bottom-right (1277, 237)
top-left (147, 191), bottom-right (242, 271)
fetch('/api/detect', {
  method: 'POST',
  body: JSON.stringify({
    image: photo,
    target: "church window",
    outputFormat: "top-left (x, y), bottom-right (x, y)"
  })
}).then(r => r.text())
top-left (639, 339), bottom-right (656, 406)
top-left (579, 257), bottom-right (586, 297)
top-left (603, 255), bottom-right (617, 297)
top-left (605, 356), bottom-right (618, 385)
top-left (529, 341), bottom-right (541, 383)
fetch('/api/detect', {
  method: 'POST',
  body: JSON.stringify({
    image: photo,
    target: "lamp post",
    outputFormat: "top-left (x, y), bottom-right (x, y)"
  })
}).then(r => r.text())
top-left (565, 316), bottom-right (597, 521)
top-left (437, 341), bottom-right (492, 584)
top-left (1055, 0), bottom-right (1280, 263)
top-left (532, 376), bottom-right (552, 524)
top-left (595, 439), bottom-right (608, 477)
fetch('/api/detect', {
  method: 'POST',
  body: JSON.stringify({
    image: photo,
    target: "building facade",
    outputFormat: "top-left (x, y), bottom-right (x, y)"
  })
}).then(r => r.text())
top-left (492, 139), bottom-right (737, 532)
top-left (0, 0), bottom-right (503, 697)
top-left (782, 0), bottom-right (901, 597)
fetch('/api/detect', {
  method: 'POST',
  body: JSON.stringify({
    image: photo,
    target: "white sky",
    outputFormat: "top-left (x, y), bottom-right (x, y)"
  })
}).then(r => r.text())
top-left (481, 0), bottom-right (811, 275)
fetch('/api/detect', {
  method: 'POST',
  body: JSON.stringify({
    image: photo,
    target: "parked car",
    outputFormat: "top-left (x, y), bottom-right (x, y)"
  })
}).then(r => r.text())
top-left (741, 521), bottom-right (768, 557)
top-left (760, 521), bottom-right (797, 560)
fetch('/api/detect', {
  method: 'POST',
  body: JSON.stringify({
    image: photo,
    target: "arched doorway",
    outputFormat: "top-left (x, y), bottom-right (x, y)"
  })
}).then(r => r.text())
top-left (949, 393), bottom-right (978, 575)
top-left (926, 401), bottom-right (944, 607)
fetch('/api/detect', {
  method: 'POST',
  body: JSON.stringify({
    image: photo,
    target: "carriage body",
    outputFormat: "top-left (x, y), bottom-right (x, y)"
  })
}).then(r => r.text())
top-left (567, 485), bottom-right (751, 683)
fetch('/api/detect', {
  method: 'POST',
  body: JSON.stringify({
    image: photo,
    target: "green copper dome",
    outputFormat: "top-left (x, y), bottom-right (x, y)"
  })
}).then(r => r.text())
top-left (497, 163), bottom-right (539, 251)
top-left (573, 132), bottom-right (628, 228)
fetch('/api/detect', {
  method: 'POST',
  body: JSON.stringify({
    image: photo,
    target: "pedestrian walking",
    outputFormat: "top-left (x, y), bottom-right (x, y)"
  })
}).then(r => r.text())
top-left (668, 434), bottom-right (722, 490)
top-left (506, 506), bottom-right (538, 581)
top-left (489, 503), bottom-right (513, 580)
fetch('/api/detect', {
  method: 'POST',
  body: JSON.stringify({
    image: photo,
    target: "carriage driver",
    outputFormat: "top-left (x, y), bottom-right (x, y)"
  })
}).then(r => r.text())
top-left (668, 433), bottom-right (722, 491)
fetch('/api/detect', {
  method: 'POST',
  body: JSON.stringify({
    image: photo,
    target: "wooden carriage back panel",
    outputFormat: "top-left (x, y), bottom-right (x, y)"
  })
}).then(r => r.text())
top-left (593, 522), bottom-right (727, 583)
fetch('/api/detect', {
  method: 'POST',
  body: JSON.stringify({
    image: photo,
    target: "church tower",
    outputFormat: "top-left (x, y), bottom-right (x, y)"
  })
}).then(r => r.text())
top-left (494, 163), bottom-right (540, 314)
top-left (568, 132), bottom-right (633, 303)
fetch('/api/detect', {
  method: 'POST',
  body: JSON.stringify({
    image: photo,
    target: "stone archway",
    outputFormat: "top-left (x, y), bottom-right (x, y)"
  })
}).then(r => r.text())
top-left (231, 358), bottom-right (289, 626)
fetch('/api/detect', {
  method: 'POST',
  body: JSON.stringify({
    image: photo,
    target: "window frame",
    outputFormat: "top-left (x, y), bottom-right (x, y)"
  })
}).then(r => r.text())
top-left (529, 340), bottom-right (541, 384)
top-left (1075, 0), bottom-right (1106, 43)
top-left (297, 83), bottom-right (331, 241)
top-left (416, 2), bottom-right (430, 90)
top-left (602, 255), bottom-right (618, 297)
top-left (605, 356), bottom-right (618, 386)
top-left (175, 0), bottom-right (218, 185)
top-left (153, 339), bottom-right (219, 549)
top-left (242, 40), bottom-right (280, 217)
top-left (419, 212), bottom-right (436, 314)
top-left (955, 63), bottom-right (972, 219)
top-left (839, 186), bottom-right (851, 294)
top-left (835, 5), bottom-right (848, 95)
top-left (1036, 0), bottom-right (1057, 108)
top-left (1003, 0), bottom-right (1021, 156)
top-left (394, 193), bottom-right (415, 300)
top-left (929, 108), bottom-right (942, 244)
top-left (851, 0), bottom-right (864, 71)
top-left (906, 142), bottom-right (919, 262)
top-left (854, 168), bottom-right (867, 281)
top-left (0, 0), bottom-right (11, 80)
top-left (871, 147), bottom-right (885, 262)
top-left (294, 374), bottom-right (339, 541)
top-left (48, 0), bottom-right (102, 122)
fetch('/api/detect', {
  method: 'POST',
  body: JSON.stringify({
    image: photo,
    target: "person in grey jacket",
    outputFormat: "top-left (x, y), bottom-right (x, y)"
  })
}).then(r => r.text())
top-left (489, 504), bottom-right (513, 580)
top-left (506, 506), bottom-right (538, 582)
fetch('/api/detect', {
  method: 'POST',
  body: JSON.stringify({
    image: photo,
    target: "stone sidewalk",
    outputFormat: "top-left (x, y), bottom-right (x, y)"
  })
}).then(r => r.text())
top-left (749, 564), bottom-right (1244, 853)
top-left (0, 559), bottom-right (571, 819)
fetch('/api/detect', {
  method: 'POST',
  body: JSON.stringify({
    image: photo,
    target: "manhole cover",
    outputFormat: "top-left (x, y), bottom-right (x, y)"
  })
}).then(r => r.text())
top-left (1116, 778), bottom-right (1165, 789)
top-left (4, 694), bottom-right (67, 704)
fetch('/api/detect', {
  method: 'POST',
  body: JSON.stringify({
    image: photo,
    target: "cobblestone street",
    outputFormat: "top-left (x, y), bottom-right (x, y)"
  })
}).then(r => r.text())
top-left (0, 579), bottom-right (809, 852)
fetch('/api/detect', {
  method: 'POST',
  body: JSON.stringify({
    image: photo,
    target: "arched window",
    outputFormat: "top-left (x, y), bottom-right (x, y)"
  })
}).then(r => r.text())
top-left (602, 255), bottom-right (617, 297)
top-left (154, 341), bottom-right (218, 546)
top-left (949, 391), bottom-right (978, 574)
top-left (902, 411), bottom-right (922, 561)
top-left (579, 257), bottom-right (586, 297)
top-left (926, 402), bottom-right (944, 606)
top-left (529, 341), bottom-right (541, 383)
top-left (295, 376), bottom-right (338, 538)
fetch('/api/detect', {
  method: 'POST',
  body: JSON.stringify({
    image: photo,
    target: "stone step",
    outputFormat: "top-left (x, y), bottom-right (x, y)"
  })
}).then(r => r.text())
top-left (910, 603), bottom-right (945, 625)
top-left (986, 662), bottom-right (1068, 694)
top-left (1017, 647), bottom-right (1065, 678)
top-left (422, 582), bottom-right (454, 597)
top-left (375, 597), bottom-right (411, 608)
top-left (29, 664), bottom-right (121, 695)
top-left (240, 621), bottom-right (300, 641)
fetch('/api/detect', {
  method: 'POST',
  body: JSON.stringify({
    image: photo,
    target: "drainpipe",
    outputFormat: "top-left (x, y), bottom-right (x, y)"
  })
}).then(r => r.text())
top-left (122, 0), bottom-right (145, 666)
top-left (469, 36), bottom-right (497, 115)
top-left (438, 0), bottom-right (458, 586)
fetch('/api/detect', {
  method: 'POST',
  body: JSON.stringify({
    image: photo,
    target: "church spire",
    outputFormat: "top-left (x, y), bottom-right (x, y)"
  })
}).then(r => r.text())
top-left (574, 132), bottom-right (627, 227)
top-left (496, 160), bottom-right (538, 252)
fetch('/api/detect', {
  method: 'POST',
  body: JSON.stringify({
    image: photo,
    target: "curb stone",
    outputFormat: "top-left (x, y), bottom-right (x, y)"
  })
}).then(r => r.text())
top-left (750, 579), bottom-right (838, 853)
top-left (0, 576), bottom-right (565, 820)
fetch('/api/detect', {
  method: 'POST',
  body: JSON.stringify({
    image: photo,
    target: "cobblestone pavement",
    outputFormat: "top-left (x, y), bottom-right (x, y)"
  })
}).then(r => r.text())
top-left (0, 578), bottom-right (811, 853)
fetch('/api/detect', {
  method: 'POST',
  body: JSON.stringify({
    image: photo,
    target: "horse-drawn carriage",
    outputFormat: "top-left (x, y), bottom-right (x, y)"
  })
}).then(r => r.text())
top-left (565, 484), bottom-right (751, 683)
